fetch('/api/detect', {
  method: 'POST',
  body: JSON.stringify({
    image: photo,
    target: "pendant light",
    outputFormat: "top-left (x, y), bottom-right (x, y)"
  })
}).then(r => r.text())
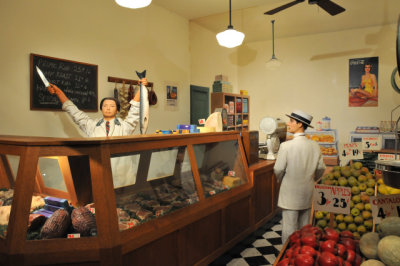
top-left (266, 20), bottom-right (282, 70)
top-left (115, 0), bottom-right (152, 9)
top-left (216, 0), bottom-right (245, 48)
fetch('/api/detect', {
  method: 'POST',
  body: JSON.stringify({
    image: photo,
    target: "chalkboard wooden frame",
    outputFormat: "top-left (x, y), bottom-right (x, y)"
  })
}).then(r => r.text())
top-left (30, 53), bottom-right (98, 112)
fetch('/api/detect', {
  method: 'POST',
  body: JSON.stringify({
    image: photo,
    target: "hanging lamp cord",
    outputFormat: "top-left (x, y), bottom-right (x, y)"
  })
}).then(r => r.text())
top-left (228, 0), bottom-right (232, 28)
top-left (271, 20), bottom-right (276, 58)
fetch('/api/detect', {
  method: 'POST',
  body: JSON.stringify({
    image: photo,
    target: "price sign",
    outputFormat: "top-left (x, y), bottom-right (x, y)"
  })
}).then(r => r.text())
top-left (378, 153), bottom-right (396, 160)
top-left (67, 233), bottom-right (81, 238)
top-left (339, 143), bottom-right (363, 161)
top-left (313, 184), bottom-right (351, 214)
top-left (369, 194), bottom-right (400, 223)
top-left (362, 137), bottom-right (381, 150)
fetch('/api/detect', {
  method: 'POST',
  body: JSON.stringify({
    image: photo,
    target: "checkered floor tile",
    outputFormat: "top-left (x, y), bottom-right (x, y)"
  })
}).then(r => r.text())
top-left (210, 214), bottom-right (283, 266)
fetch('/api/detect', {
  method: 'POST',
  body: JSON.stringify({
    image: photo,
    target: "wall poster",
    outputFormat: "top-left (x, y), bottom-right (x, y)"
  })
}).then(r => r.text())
top-left (349, 57), bottom-right (379, 107)
top-left (166, 85), bottom-right (177, 106)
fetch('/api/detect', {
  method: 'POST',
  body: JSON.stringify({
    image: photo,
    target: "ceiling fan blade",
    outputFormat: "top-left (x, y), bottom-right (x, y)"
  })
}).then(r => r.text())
top-left (316, 0), bottom-right (345, 16)
top-left (264, 0), bottom-right (304, 15)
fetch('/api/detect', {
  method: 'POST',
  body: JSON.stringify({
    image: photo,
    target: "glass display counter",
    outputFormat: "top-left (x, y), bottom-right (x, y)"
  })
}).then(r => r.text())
top-left (0, 132), bottom-right (250, 265)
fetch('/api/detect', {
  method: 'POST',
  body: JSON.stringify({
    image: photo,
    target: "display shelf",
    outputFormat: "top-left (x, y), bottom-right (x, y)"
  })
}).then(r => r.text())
top-left (0, 132), bottom-right (251, 265)
top-left (211, 92), bottom-right (250, 131)
top-left (287, 129), bottom-right (339, 165)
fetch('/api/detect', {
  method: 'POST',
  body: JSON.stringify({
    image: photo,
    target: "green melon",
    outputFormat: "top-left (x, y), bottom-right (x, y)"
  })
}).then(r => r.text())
top-left (377, 217), bottom-right (400, 237)
top-left (360, 259), bottom-right (385, 266)
top-left (360, 232), bottom-right (380, 259)
top-left (377, 235), bottom-right (400, 266)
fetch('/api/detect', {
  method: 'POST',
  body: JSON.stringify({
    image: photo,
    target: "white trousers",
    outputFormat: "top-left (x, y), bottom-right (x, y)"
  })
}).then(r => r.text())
top-left (281, 208), bottom-right (311, 244)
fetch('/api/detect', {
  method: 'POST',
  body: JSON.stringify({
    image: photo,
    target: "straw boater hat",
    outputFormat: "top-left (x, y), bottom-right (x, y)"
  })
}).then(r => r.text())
top-left (286, 110), bottom-right (314, 128)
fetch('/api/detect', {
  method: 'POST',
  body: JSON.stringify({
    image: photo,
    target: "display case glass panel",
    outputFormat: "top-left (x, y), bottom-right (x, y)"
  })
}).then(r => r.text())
top-left (0, 154), bottom-right (19, 240)
top-left (112, 146), bottom-right (199, 231)
top-left (193, 140), bottom-right (248, 198)
top-left (38, 157), bottom-right (67, 192)
top-left (28, 155), bottom-right (97, 241)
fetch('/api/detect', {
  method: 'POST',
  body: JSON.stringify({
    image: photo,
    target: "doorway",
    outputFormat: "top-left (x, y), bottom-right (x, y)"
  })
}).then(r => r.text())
top-left (190, 85), bottom-right (209, 126)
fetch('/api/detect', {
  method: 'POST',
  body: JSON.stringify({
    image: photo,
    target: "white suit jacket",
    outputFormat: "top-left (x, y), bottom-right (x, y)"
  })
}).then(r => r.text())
top-left (62, 100), bottom-right (140, 187)
top-left (274, 133), bottom-right (326, 210)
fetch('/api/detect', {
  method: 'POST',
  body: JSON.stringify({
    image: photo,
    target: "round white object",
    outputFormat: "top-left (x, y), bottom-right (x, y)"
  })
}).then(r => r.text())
top-left (259, 117), bottom-right (278, 135)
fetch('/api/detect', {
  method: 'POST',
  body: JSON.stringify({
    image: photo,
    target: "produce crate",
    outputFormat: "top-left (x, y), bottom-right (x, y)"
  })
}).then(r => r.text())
top-left (323, 156), bottom-right (339, 166)
top-left (273, 238), bottom-right (290, 266)
top-left (312, 166), bottom-right (377, 239)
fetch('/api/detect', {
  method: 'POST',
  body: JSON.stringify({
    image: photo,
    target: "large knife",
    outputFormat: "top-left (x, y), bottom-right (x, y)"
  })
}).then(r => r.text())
top-left (36, 66), bottom-right (50, 87)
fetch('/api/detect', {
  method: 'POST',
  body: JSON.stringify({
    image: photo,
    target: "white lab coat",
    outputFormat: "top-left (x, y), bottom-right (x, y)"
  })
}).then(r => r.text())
top-left (63, 100), bottom-right (140, 187)
top-left (62, 100), bottom-right (140, 137)
top-left (274, 133), bottom-right (326, 210)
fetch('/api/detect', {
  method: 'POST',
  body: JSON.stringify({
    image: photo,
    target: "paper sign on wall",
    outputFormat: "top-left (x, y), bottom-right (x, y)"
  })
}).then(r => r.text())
top-left (369, 194), bottom-right (400, 223)
top-left (339, 143), bottom-right (363, 161)
top-left (362, 136), bottom-right (381, 150)
top-left (313, 184), bottom-right (351, 214)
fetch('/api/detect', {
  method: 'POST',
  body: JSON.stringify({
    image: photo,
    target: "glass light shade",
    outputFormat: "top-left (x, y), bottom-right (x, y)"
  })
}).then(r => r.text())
top-left (115, 0), bottom-right (152, 9)
top-left (266, 56), bottom-right (282, 70)
top-left (216, 28), bottom-right (245, 48)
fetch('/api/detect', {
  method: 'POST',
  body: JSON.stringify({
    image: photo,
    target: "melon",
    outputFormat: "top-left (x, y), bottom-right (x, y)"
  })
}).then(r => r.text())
top-left (377, 217), bottom-right (400, 237)
top-left (359, 232), bottom-right (380, 259)
top-left (377, 235), bottom-right (400, 266)
top-left (360, 259), bottom-right (385, 266)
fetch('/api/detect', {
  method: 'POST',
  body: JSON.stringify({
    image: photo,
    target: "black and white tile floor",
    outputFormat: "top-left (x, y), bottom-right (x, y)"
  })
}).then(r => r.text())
top-left (210, 214), bottom-right (283, 266)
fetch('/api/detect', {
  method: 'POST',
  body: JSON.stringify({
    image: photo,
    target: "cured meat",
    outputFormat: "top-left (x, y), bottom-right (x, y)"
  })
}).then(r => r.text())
top-left (124, 203), bottom-right (142, 214)
top-left (40, 209), bottom-right (70, 239)
top-left (136, 209), bottom-right (152, 221)
top-left (28, 213), bottom-right (46, 231)
top-left (71, 207), bottom-right (97, 236)
top-left (153, 205), bottom-right (172, 217)
top-left (116, 208), bottom-right (130, 222)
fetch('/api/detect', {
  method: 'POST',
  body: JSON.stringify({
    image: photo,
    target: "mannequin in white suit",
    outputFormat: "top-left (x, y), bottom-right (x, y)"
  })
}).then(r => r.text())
top-left (274, 110), bottom-right (326, 244)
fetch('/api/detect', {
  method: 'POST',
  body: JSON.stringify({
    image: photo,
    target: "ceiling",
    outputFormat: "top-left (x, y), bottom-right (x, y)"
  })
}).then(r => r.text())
top-left (151, 0), bottom-right (400, 43)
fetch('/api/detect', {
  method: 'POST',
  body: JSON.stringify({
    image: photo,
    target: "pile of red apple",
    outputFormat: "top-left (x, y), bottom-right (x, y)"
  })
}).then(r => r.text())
top-left (277, 224), bottom-right (363, 266)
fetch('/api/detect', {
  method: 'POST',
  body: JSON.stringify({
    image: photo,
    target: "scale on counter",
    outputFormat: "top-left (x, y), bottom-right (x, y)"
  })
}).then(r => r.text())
top-left (259, 117), bottom-right (286, 160)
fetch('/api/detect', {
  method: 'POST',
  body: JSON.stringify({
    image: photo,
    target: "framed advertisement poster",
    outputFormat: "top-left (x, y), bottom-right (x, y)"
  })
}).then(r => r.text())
top-left (349, 57), bottom-right (378, 107)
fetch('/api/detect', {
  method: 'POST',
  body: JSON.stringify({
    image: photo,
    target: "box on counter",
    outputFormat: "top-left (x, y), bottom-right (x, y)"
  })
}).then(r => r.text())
top-left (215, 74), bottom-right (228, 82)
top-left (177, 124), bottom-right (191, 130)
top-left (240, 90), bottom-right (248, 95)
top-left (213, 81), bottom-right (232, 93)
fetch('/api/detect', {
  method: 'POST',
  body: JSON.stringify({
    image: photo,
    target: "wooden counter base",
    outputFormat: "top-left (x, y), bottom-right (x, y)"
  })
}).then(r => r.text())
top-left (249, 159), bottom-right (280, 230)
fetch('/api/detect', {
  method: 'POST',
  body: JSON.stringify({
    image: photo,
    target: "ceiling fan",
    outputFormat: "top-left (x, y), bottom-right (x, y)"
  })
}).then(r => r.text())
top-left (264, 0), bottom-right (345, 16)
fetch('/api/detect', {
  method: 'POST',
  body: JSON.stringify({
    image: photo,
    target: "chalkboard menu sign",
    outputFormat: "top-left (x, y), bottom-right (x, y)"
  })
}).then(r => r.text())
top-left (30, 53), bottom-right (98, 111)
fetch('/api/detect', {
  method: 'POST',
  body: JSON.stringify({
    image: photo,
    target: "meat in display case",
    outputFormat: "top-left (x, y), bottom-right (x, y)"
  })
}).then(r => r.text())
top-left (0, 132), bottom-right (250, 265)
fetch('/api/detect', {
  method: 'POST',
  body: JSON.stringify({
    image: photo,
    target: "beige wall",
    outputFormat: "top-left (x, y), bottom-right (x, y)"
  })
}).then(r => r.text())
top-left (190, 20), bottom-right (400, 146)
top-left (0, 0), bottom-right (190, 137)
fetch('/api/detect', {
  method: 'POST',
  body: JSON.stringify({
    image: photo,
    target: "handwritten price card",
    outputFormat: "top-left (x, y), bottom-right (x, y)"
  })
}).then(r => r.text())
top-left (313, 184), bottom-right (351, 214)
top-left (339, 143), bottom-right (363, 161)
top-left (369, 194), bottom-right (400, 223)
top-left (362, 136), bottom-right (381, 151)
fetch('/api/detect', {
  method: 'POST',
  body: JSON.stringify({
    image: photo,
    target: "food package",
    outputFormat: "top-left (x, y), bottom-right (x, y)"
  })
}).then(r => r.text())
top-left (0, 206), bottom-right (11, 225)
top-left (223, 176), bottom-right (241, 188)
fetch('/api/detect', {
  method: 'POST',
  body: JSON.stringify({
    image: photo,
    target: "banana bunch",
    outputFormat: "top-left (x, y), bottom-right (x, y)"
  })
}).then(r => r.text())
top-left (377, 178), bottom-right (400, 195)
